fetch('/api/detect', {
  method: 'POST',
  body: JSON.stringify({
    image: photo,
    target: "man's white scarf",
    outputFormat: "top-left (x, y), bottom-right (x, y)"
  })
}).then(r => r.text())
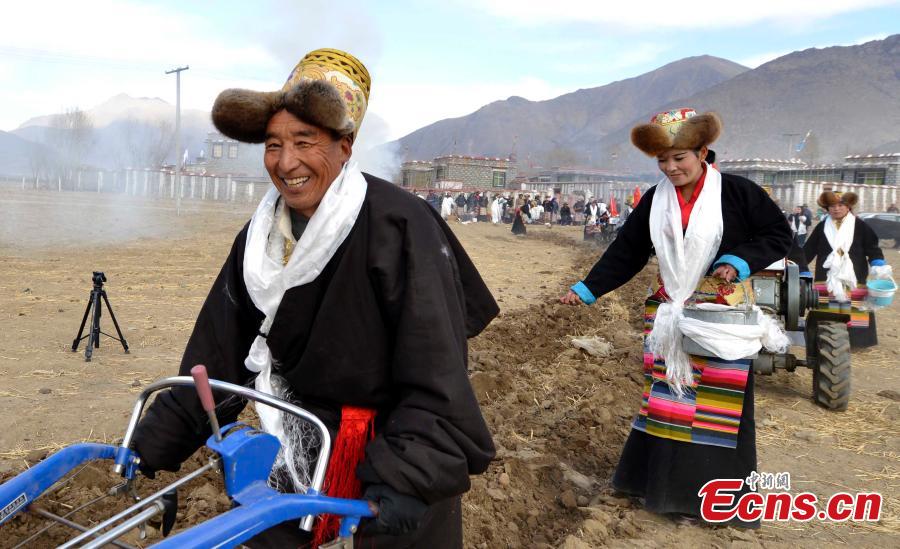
top-left (242, 160), bottom-right (367, 491)
top-left (647, 165), bottom-right (724, 396)
top-left (823, 213), bottom-right (857, 302)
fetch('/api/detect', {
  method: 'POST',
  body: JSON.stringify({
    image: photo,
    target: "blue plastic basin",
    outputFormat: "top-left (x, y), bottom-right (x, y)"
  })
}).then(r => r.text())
top-left (866, 278), bottom-right (896, 307)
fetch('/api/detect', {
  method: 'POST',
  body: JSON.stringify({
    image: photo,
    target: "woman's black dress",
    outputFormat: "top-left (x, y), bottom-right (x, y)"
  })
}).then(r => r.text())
top-left (511, 211), bottom-right (526, 235)
top-left (613, 371), bottom-right (759, 528)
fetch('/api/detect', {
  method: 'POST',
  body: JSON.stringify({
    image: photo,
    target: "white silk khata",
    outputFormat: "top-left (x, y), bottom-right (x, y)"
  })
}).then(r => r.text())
top-left (242, 160), bottom-right (367, 492)
top-left (822, 213), bottom-right (857, 302)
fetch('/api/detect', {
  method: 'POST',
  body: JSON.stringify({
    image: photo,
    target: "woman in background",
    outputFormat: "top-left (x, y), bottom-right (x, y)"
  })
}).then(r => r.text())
top-left (803, 191), bottom-right (887, 348)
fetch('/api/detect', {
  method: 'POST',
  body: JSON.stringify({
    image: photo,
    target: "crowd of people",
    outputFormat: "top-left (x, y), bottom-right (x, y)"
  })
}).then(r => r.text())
top-left (408, 189), bottom-right (638, 240)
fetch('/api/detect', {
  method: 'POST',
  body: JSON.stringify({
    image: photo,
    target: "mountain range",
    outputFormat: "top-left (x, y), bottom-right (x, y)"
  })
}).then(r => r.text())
top-left (391, 34), bottom-right (900, 173)
top-left (2, 35), bottom-right (898, 178)
top-left (4, 94), bottom-right (214, 176)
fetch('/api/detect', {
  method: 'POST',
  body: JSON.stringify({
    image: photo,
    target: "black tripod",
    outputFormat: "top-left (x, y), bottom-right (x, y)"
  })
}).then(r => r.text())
top-left (71, 271), bottom-right (129, 362)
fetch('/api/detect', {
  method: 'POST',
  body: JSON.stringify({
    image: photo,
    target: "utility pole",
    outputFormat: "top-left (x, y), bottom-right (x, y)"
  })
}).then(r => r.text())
top-left (783, 133), bottom-right (801, 159)
top-left (166, 66), bottom-right (189, 214)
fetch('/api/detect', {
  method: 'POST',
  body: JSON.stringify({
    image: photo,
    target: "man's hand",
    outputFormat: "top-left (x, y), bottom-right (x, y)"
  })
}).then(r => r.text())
top-left (559, 290), bottom-right (583, 305)
top-left (137, 455), bottom-right (156, 480)
top-left (363, 484), bottom-right (427, 536)
top-left (712, 264), bottom-right (738, 283)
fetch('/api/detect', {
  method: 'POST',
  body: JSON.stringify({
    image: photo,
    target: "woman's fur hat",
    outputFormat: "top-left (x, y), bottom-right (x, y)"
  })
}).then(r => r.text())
top-left (631, 108), bottom-right (722, 157)
top-left (211, 48), bottom-right (370, 143)
top-left (818, 191), bottom-right (859, 210)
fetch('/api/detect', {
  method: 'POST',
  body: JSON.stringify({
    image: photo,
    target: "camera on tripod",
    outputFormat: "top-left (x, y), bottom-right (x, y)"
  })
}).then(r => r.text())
top-left (72, 271), bottom-right (128, 361)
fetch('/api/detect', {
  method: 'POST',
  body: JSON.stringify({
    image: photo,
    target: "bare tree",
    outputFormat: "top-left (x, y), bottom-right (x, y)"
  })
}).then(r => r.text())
top-left (27, 146), bottom-right (50, 187)
top-left (116, 117), bottom-right (175, 169)
top-left (148, 119), bottom-right (176, 168)
top-left (49, 107), bottom-right (94, 184)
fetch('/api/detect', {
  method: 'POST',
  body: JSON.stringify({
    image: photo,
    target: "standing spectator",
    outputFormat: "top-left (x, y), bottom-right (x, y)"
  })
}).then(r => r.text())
top-left (787, 206), bottom-right (808, 246)
top-left (441, 193), bottom-right (454, 220)
top-left (456, 192), bottom-right (468, 213)
top-left (530, 201), bottom-right (544, 224)
top-left (559, 202), bottom-right (573, 225)
top-left (426, 190), bottom-right (440, 212)
top-left (511, 207), bottom-right (527, 235)
top-left (520, 195), bottom-right (531, 220)
top-left (620, 197), bottom-right (634, 226)
top-left (490, 195), bottom-right (503, 224)
top-left (573, 198), bottom-right (585, 224)
top-left (467, 192), bottom-right (479, 217)
top-left (888, 204), bottom-right (899, 213)
top-left (585, 199), bottom-right (600, 225)
top-left (800, 204), bottom-right (813, 229)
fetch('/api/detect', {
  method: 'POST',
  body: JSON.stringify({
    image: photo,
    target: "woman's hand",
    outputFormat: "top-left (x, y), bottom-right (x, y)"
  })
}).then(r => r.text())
top-left (712, 264), bottom-right (738, 283)
top-left (560, 290), bottom-right (583, 305)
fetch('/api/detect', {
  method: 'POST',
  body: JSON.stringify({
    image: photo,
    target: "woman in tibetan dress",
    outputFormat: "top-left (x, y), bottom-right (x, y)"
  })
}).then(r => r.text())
top-left (561, 108), bottom-right (792, 526)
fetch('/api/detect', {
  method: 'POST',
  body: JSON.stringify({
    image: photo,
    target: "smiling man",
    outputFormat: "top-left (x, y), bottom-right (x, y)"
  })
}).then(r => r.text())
top-left (131, 49), bottom-right (498, 548)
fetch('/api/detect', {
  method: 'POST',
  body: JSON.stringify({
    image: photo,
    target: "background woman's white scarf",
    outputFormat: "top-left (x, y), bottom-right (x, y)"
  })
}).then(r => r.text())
top-left (242, 159), bottom-right (367, 491)
top-left (648, 165), bottom-right (724, 396)
top-left (490, 198), bottom-right (502, 223)
top-left (823, 213), bottom-right (857, 302)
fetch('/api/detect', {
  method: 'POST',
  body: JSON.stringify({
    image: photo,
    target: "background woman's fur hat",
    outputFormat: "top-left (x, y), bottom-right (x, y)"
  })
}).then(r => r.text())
top-left (631, 108), bottom-right (722, 157)
top-left (212, 48), bottom-right (371, 143)
top-left (818, 191), bottom-right (859, 210)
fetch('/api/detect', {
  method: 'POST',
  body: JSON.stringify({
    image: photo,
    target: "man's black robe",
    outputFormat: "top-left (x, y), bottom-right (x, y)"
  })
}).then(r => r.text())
top-left (133, 174), bottom-right (499, 547)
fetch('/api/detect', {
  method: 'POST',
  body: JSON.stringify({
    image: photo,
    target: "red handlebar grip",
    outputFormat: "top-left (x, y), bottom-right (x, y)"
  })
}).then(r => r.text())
top-left (190, 364), bottom-right (216, 412)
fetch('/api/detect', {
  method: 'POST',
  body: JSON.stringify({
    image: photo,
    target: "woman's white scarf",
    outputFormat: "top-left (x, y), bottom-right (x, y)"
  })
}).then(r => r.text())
top-left (441, 196), bottom-right (453, 217)
top-left (242, 160), bottom-right (367, 491)
top-left (823, 213), bottom-right (857, 302)
top-left (490, 198), bottom-right (502, 223)
top-left (647, 164), bottom-right (724, 396)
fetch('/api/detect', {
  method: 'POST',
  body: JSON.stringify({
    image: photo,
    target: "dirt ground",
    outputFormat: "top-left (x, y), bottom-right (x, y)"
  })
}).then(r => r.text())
top-left (0, 185), bottom-right (897, 548)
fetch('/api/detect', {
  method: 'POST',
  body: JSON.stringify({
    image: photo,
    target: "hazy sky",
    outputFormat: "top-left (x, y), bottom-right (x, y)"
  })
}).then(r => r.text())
top-left (0, 0), bottom-right (897, 144)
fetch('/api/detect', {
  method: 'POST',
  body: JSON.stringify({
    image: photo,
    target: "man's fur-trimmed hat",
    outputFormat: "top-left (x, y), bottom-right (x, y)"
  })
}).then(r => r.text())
top-left (631, 108), bottom-right (722, 157)
top-left (211, 48), bottom-right (370, 143)
top-left (818, 191), bottom-right (859, 210)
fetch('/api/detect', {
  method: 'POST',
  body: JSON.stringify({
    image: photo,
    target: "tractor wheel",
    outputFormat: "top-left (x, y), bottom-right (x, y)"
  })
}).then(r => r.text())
top-left (813, 321), bottom-right (851, 411)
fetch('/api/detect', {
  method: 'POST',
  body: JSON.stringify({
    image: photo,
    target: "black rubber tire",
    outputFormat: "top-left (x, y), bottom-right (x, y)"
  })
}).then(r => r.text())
top-left (813, 321), bottom-right (852, 411)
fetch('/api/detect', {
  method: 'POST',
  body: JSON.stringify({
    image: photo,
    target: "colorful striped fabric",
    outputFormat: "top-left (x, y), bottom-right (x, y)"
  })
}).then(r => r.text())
top-left (813, 283), bottom-right (869, 328)
top-left (633, 298), bottom-right (750, 449)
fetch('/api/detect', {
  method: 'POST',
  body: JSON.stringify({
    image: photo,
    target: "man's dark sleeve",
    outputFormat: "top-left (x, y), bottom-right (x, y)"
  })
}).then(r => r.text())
top-left (802, 222), bottom-right (824, 265)
top-left (860, 220), bottom-right (885, 264)
top-left (581, 188), bottom-right (655, 299)
top-left (721, 182), bottom-right (793, 275)
top-left (359, 201), bottom-right (496, 504)
top-left (132, 227), bottom-right (260, 472)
